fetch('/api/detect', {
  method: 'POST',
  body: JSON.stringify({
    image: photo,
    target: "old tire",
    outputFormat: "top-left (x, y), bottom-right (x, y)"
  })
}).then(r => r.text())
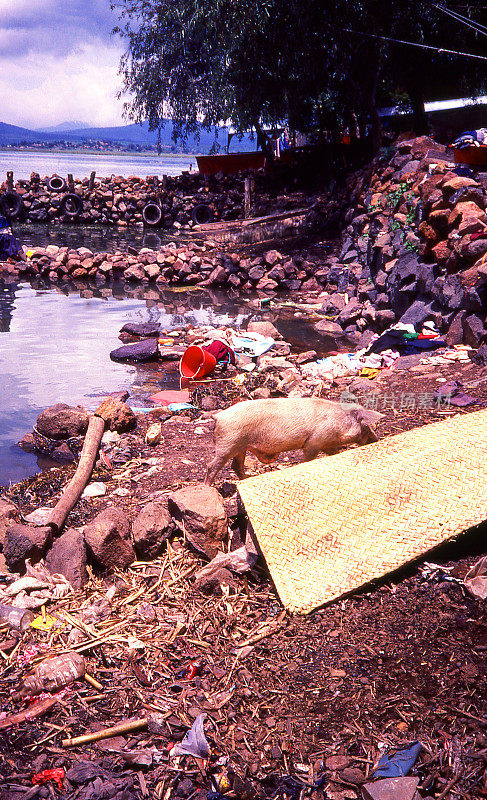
top-left (48, 175), bottom-right (67, 193)
top-left (142, 202), bottom-right (162, 227)
top-left (191, 203), bottom-right (214, 225)
top-left (60, 193), bottom-right (83, 218)
top-left (1, 191), bottom-right (23, 220)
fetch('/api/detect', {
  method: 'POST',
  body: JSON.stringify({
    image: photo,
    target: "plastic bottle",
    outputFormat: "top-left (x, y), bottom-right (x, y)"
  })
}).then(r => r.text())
top-left (0, 604), bottom-right (35, 633)
top-left (18, 652), bottom-right (86, 697)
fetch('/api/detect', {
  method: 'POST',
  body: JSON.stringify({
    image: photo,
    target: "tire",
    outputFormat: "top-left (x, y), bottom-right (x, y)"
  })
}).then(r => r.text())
top-left (191, 203), bottom-right (214, 225)
top-left (48, 174), bottom-right (67, 193)
top-left (142, 202), bottom-right (162, 227)
top-left (1, 191), bottom-right (23, 220)
top-left (60, 193), bottom-right (83, 218)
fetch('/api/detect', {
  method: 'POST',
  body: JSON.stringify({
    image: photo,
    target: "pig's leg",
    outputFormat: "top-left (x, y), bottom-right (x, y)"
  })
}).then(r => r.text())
top-left (231, 451), bottom-right (247, 479)
top-left (302, 440), bottom-right (322, 462)
top-left (205, 452), bottom-right (230, 485)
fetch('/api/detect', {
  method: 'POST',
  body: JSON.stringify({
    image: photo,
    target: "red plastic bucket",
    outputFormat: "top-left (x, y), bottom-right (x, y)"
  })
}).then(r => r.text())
top-left (179, 345), bottom-right (217, 379)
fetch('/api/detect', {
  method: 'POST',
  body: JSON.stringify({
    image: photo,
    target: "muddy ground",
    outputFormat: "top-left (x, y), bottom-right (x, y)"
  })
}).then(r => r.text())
top-left (1, 358), bottom-right (487, 800)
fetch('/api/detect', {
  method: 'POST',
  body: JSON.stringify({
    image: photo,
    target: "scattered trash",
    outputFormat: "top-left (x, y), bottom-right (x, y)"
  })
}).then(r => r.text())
top-left (464, 555), bottom-right (487, 599)
top-left (373, 741), bottom-right (422, 779)
top-left (14, 652), bottom-right (86, 698)
top-left (171, 713), bottom-right (211, 758)
top-left (32, 768), bottom-right (65, 792)
top-left (82, 481), bottom-right (107, 498)
top-left (0, 603), bottom-right (34, 631)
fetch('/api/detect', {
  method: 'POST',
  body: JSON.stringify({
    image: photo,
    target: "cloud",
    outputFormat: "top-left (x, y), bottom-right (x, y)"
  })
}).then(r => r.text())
top-left (0, 1), bottom-right (130, 127)
top-left (0, 41), bottom-right (127, 128)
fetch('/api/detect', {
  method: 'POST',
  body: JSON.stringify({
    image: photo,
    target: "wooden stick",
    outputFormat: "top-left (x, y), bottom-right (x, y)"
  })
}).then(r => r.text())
top-left (84, 673), bottom-right (103, 691)
top-left (436, 771), bottom-right (463, 800)
top-left (62, 718), bottom-right (147, 747)
top-left (47, 414), bottom-right (105, 533)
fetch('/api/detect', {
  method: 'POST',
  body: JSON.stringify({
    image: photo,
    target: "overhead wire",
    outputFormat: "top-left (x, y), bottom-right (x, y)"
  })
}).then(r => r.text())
top-left (432, 3), bottom-right (487, 36)
top-left (340, 27), bottom-right (487, 61)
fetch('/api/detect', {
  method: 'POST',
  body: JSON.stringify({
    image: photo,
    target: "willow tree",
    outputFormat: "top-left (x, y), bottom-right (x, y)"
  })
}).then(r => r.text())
top-left (112, 0), bottom-right (487, 153)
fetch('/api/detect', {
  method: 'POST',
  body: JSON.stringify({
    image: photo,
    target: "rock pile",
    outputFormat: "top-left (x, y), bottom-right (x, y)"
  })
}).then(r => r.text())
top-left (1, 170), bottom-right (292, 228)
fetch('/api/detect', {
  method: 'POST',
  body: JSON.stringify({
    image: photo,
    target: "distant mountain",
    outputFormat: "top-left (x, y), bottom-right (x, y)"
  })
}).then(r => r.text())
top-left (0, 118), bottom-right (258, 153)
top-left (54, 120), bottom-right (257, 152)
top-left (0, 121), bottom-right (74, 145)
top-left (38, 121), bottom-right (90, 132)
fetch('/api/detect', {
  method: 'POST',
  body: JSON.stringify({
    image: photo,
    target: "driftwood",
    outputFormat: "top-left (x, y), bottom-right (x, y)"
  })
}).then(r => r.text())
top-left (47, 414), bottom-right (105, 533)
top-left (0, 696), bottom-right (58, 731)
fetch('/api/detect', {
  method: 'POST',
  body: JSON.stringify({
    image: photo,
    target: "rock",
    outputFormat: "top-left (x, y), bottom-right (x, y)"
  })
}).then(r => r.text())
top-left (45, 527), bottom-right (87, 589)
top-left (398, 298), bottom-right (439, 327)
top-left (362, 777), bottom-right (419, 800)
top-left (168, 484), bottom-right (227, 558)
top-left (132, 500), bottom-right (172, 559)
top-left (95, 398), bottom-right (136, 433)
top-left (375, 309), bottom-right (396, 328)
top-left (201, 395), bottom-right (219, 411)
top-left (295, 350), bottom-right (317, 364)
top-left (264, 249), bottom-right (281, 266)
top-left (341, 768), bottom-right (366, 785)
top-left (110, 339), bottom-right (159, 362)
top-left (393, 354), bottom-right (423, 370)
top-left (36, 403), bottom-right (89, 441)
top-left (51, 442), bottom-right (76, 462)
top-left (247, 320), bottom-right (280, 338)
top-left (17, 432), bottom-right (36, 452)
top-left (4, 524), bottom-right (52, 572)
top-left (314, 319), bottom-right (344, 337)
top-left (120, 322), bottom-right (160, 337)
top-left (252, 387), bottom-right (272, 399)
top-left (84, 507), bottom-right (135, 569)
top-left (194, 566), bottom-right (238, 594)
top-left (337, 299), bottom-right (362, 325)
top-left (446, 310), bottom-right (467, 346)
top-left (463, 313), bottom-right (486, 347)
top-left (471, 342), bottom-right (487, 365)
top-left (325, 755), bottom-right (350, 771)
top-left (82, 482), bottom-right (106, 498)
top-left (0, 499), bottom-right (17, 549)
top-left (145, 423), bottom-right (163, 446)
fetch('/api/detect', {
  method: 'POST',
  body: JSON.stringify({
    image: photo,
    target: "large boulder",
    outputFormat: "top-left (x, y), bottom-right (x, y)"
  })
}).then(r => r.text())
top-left (314, 319), bottom-right (344, 338)
top-left (84, 507), bottom-right (135, 569)
top-left (45, 527), bottom-right (87, 589)
top-left (4, 524), bottom-right (52, 572)
top-left (168, 485), bottom-right (227, 558)
top-left (132, 500), bottom-right (172, 559)
top-left (95, 398), bottom-right (136, 433)
top-left (36, 403), bottom-right (89, 441)
top-left (110, 339), bottom-right (159, 362)
top-left (246, 320), bottom-right (280, 338)
top-left (120, 322), bottom-right (160, 337)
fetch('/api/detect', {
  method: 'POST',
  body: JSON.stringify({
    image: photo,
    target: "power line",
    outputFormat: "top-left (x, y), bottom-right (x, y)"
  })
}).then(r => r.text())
top-left (341, 27), bottom-right (487, 61)
top-left (433, 3), bottom-right (487, 36)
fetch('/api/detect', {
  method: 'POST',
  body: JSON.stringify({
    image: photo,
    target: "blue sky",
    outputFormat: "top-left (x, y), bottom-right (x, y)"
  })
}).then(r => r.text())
top-left (0, 1), bottom-right (128, 128)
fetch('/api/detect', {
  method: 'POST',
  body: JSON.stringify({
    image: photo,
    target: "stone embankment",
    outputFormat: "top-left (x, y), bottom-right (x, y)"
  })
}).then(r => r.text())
top-left (2, 135), bottom-right (487, 346)
top-left (0, 171), bottom-right (267, 228)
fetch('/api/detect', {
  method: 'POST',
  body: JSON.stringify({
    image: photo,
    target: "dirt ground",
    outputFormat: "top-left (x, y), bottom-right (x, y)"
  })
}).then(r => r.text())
top-left (1, 358), bottom-right (487, 800)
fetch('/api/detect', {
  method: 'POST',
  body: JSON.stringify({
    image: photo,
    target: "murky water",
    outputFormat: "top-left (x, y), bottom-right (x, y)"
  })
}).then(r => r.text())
top-left (0, 280), bottom-right (250, 487)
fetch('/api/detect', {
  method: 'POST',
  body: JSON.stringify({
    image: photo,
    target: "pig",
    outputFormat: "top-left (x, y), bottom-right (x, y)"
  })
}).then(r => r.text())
top-left (205, 396), bottom-right (384, 484)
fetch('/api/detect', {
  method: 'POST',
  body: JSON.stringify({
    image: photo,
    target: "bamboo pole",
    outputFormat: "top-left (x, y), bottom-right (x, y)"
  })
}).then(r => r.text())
top-left (47, 414), bottom-right (105, 533)
top-left (62, 718), bottom-right (147, 747)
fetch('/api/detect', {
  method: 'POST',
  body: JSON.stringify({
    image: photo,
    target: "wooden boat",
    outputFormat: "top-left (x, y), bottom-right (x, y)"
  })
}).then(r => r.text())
top-left (196, 152), bottom-right (266, 175)
top-left (452, 144), bottom-right (487, 167)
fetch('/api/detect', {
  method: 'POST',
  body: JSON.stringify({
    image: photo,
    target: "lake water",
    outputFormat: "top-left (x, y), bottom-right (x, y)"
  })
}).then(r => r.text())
top-left (0, 150), bottom-right (197, 181)
top-left (0, 280), bottom-right (248, 487)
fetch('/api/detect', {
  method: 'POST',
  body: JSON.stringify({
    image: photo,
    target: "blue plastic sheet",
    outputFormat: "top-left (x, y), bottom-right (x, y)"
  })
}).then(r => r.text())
top-left (373, 741), bottom-right (422, 779)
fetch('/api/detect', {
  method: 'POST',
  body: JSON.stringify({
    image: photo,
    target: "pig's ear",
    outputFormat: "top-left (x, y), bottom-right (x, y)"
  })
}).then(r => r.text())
top-left (353, 408), bottom-right (385, 426)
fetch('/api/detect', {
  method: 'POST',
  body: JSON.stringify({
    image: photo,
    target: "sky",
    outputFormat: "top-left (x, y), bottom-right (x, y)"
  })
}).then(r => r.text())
top-left (0, 1), bottom-right (129, 129)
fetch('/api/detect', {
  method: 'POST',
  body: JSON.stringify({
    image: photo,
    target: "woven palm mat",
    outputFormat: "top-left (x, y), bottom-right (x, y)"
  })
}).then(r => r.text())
top-left (238, 409), bottom-right (487, 613)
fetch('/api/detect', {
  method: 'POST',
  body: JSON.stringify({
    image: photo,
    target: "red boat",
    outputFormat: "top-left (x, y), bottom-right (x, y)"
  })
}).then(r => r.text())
top-left (452, 144), bottom-right (487, 167)
top-left (196, 151), bottom-right (266, 175)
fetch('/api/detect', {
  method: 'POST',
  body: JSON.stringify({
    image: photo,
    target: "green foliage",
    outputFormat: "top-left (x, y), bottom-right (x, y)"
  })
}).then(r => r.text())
top-left (111, 0), bottom-right (487, 150)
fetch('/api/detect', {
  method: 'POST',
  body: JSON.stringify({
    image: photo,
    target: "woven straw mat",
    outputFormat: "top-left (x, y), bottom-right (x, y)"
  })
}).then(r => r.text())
top-left (237, 409), bottom-right (487, 613)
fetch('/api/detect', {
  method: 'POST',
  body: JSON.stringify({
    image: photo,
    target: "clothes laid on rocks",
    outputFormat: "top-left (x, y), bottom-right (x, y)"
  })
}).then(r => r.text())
top-left (452, 128), bottom-right (487, 148)
top-left (202, 339), bottom-right (236, 366)
top-left (0, 216), bottom-right (23, 260)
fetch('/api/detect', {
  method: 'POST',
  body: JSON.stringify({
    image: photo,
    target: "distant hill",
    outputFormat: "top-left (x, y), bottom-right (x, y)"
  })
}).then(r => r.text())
top-left (38, 121), bottom-right (90, 132)
top-left (43, 120), bottom-right (257, 152)
top-left (0, 121), bottom-right (79, 145)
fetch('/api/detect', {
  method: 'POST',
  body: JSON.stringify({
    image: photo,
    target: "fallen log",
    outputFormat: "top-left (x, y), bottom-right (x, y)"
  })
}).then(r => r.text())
top-left (47, 414), bottom-right (105, 534)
